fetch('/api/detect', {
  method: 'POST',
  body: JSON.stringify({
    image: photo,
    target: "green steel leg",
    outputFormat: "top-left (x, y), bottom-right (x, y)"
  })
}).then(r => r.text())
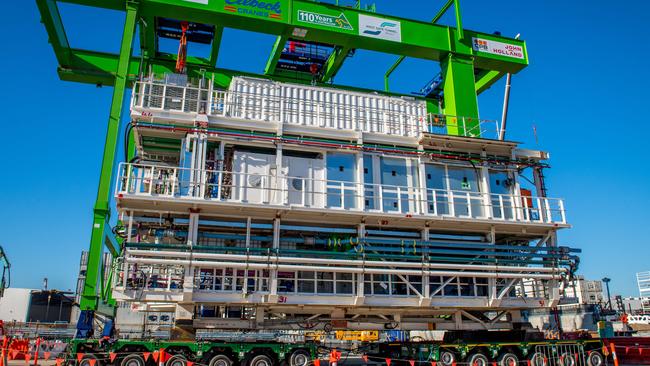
top-left (264, 35), bottom-right (288, 75)
top-left (209, 26), bottom-right (224, 67)
top-left (80, 3), bottom-right (138, 312)
top-left (441, 54), bottom-right (480, 137)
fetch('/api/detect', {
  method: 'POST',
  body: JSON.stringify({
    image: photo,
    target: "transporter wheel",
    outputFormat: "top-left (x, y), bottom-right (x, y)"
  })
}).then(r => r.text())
top-left (528, 352), bottom-right (547, 366)
top-left (120, 355), bottom-right (145, 366)
top-left (438, 351), bottom-right (455, 366)
top-left (468, 353), bottom-right (489, 366)
top-left (289, 350), bottom-right (310, 366)
top-left (209, 355), bottom-right (233, 366)
top-left (80, 355), bottom-right (101, 366)
top-left (498, 353), bottom-right (519, 366)
top-left (248, 354), bottom-right (274, 366)
top-left (586, 351), bottom-right (604, 366)
top-left (559, 353), bottom-right (576, 366)
top-left (166, 355), bottom-right (188, 366)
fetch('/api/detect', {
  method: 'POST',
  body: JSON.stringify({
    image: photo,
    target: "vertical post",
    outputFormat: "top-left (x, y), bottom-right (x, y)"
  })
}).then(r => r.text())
top-left (421, 227), bottom-right (430, 299)
top-left (355, 149), bottom-right (364, 211)
top-left (79, 3), bottom-right (138, 328)
top-left (441, 54), bottom-right (479, 137)
top-left (33, 338), bottom-right (40, 366)
top-left (610, 343), bottom-right (619, 366)
top-left (356, 223), bottom-right (366, 302)
top-left (270, 218), bottom-right (280, 296)
top-left (414, 155), bottom-right (427, 215)
top-left (479, 154), bottom-right (492, 219)
top-left (0, 336), bottom-right (8, 366)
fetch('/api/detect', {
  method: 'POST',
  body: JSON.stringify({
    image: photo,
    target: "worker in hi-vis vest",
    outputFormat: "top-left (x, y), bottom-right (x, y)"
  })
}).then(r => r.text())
top-left (329, 348), bottom-right (342, 366)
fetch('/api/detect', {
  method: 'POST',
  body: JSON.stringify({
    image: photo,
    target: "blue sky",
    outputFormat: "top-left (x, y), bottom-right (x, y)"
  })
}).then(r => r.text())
top-left (1, 0), bottom-right (649, 297)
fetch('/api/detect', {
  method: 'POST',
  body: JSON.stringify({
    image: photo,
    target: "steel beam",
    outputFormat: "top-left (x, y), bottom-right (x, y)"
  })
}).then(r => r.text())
top-left (441, 54), bottom-right (479, 136)
top-left (38, 0), bottom-right (528, 83)
top-left (475, 69), bottom-right (504, 94)
top-left (36, 0), bottom-right (72, 66)
top-left (320, 46), bottom-right (351, 83)
top-left (209, 26), bottom-right (224, 67)
top-left (80, 3), bottom-right (139, 312)
top-left (264, 35), bottom-right (289, 75)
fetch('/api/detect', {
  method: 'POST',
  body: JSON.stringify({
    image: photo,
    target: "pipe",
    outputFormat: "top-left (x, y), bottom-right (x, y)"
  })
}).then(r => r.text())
top-left (499, 33), bottom-right (520, 141)
top-left (125, 249), bottom-right (566, 273)
top-left (125, 257), bottom-right (563, 279)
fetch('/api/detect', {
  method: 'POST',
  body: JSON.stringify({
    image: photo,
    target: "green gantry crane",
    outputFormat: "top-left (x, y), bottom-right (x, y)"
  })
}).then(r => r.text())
top-left (36, 0), bottom-right (529, 337)
top-left (0, 245), bottom-right (9, 298)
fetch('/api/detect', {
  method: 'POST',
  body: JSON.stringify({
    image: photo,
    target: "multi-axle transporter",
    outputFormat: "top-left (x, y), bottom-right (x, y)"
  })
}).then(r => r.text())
top-left (36, 0), bottom-right (603, 366)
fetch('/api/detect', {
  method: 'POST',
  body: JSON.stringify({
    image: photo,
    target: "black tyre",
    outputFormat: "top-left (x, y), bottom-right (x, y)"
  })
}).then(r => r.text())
top-left (586, 351), bottom-right (604, 366)
top-left (498, 353), bottom-right (519, 366)
top-left (289, 350), bottom-right (310, 366)
top-left (248, 354), bottom-right (274, 366)
top-left (120, 355), bottom-right (145, 366)
top-left (468, 353), bottom-right (489, 366)
top-left (528, 352), bottom-right (547, 366)
top-left (439, 351), bottom-right (455, 366)
top-left (209, 355), bottom-right (234, 366)
top-left (80, 355), bottom-right (101, 366)
top-left (166, 355), bottom-right (187, 366)
top-left (559, 353), bottom-right (576, 366)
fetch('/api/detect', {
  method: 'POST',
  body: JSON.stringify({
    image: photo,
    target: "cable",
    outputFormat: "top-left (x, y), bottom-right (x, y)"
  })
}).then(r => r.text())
top-left (124, 121), bottom-right (136, 163)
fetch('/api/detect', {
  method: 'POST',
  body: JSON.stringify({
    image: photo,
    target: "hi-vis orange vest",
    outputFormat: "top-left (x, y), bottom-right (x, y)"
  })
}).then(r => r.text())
top-left (329, 349), bottom-right (341, 363)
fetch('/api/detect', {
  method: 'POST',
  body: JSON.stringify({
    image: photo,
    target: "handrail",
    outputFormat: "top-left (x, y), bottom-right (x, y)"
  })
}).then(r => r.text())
top-left (116, 162), bottom-right (567, 225)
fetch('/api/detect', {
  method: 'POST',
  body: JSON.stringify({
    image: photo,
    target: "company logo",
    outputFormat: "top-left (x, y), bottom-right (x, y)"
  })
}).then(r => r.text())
top-left (297, 10), bottom-right (353, 30)
top-left (358, 14), bottom-right (401, 42)
top-left (473, 39), bottom-right (488, 51)
top-left (362, 21), bottom-right (396, 36)
top-left (224, 0), bottom-right (283, 20)
top-left (472, 37), bottom-right (524, 59)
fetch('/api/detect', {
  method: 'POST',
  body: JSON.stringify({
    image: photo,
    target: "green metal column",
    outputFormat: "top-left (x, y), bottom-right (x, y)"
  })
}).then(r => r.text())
top-left (80, 2), bottom-right (139, 312)
top-left (441, 54), bottom-right (480, 137)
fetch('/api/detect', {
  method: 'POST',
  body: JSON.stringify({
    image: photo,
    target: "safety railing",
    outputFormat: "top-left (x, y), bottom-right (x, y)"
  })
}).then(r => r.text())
top-left (427, 114), bottom-right (500, 139)
top-left (131, 78), bottom-right (210, 114)
top-left (131, 79), bottom-right (501, 139)
top-left (116, 163), bottom-right (566, 224)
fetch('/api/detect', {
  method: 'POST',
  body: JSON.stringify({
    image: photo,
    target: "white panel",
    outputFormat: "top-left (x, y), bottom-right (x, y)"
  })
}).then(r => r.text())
top-left (233, 151), bottom-right (273, 203)
top-left (228, 77), bottom-right (428, 137)
top-left (283, 155), bottom-right (325, 208)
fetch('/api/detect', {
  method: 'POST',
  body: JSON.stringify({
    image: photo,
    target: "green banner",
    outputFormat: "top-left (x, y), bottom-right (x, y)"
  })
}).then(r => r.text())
top-left (296, 9), bottom-right (353, 31)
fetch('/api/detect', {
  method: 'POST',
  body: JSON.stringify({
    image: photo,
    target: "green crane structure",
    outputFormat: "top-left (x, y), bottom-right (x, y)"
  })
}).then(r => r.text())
top-left (36, 0), bottom-right (529, 336)
top-left (0, 245), bottom-right (9, 298)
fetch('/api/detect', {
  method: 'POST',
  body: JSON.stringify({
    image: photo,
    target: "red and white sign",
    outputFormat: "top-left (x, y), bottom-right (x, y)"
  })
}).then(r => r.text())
top-left (472, 37), bottom-right (525, 59)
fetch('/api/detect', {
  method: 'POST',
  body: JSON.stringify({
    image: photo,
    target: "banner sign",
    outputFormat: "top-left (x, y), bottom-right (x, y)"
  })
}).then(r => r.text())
top-left (472, 37), bottom-right (525, 59)
top-left (358, 14), bottom-right (401, 42)
top-left (297, 10), bottom-right (353, 31)
top-left (221, 0), bottom-right (286, 21)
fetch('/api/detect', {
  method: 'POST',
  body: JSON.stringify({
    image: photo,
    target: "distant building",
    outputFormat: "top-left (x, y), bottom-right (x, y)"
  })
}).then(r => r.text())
top-left (26, 290), bottom-right (74, 323)
top-left (618, 297), bottom-right (645, 314)
top-left (637, 271), bottom-right (650, 312)
top-left (561, 276), bottom-right (604, 305)
top-left (0, 288), bottom-right (74, 323)
top-left (0, 288), bottom-right (33, 322)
